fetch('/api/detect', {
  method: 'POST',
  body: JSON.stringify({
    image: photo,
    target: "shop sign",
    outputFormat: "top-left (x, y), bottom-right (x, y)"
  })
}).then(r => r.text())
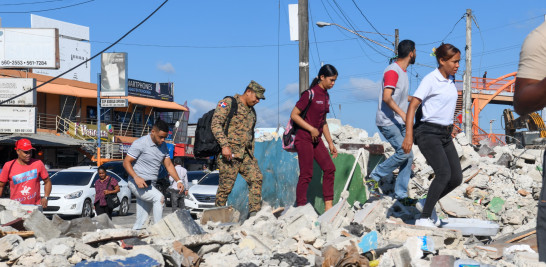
top-left (69, 122), bottom-right (114, 141)
top-left (128, 79), bottom-right (173, 102)
top-left (0, 78), bottom-right (36, 105)
top-left (0, 107), bottom-right (35, 133)
top-left (101, 98), bottom-right (128, 107)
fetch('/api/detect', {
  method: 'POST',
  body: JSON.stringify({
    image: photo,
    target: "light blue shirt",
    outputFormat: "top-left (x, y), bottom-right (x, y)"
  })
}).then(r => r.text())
top-left (127, 134), bottom-right (169, 181)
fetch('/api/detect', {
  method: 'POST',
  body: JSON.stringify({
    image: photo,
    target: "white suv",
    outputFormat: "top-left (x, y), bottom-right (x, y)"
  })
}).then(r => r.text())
top-left (185, 171), bottom-right (219, 214)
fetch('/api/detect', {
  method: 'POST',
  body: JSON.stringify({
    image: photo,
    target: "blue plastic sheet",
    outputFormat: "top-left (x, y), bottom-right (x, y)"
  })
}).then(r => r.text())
top-left (75, 254), bottom-right (160, 267)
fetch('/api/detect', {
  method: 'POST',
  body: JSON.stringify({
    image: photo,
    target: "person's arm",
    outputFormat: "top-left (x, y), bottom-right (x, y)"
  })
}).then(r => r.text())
top-left (382, 88), bottom-right (406, 123)
top-left (211, 98), bottom-right (233, 161)
top-left (291, 107), bottom-right (319, 142)
top-left (164, 157), bottom-right (185, 193)
top-left (41, 177), bottom-right (52, 208)
top-left (0, 181), bottom-right (5, 198)
top-left (514, 77), bottom-right (546, 115)
top-left (123, 156), bottom-right (147, 188)
top-left (322, 122), bottom-right (338, 158)
top-left (402, 97), bottom-right (423, 154)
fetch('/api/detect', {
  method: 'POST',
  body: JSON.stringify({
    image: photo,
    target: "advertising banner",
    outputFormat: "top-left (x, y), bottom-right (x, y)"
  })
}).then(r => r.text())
top-left (0, 28), bottom-right (60, 69)
top-left (0, 78), bottom-right (36, 105)
top-left (100, 53), bottom-right (128, 97)
top-left (128, 79), bottom-right (173, 101)
top-left (0, 107), bottom-right (36, 134)
top-left (68, 122), bottom-right (114, 141)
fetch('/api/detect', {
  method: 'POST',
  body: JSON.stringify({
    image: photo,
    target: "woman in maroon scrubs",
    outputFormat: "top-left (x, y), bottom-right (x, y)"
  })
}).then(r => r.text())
top-left (290, 64), bottom-right (338, 211)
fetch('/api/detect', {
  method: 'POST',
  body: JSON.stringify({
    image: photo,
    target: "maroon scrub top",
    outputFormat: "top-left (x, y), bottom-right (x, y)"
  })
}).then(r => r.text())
top-left (295, 84), bottom-right (330, 141)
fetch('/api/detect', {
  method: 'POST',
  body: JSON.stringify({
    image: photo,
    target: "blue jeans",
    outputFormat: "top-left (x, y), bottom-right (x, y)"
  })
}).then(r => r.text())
top-left (370, 124), bottom-right (413, 199)
top-left (128, 179), bottom-right (165, 230)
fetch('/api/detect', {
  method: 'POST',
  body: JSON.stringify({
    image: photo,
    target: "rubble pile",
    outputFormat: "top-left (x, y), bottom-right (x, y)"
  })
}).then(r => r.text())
top-left (0, 124), bottom-right (545, 266)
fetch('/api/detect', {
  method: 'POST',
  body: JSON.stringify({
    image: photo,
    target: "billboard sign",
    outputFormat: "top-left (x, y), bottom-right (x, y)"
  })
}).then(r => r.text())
top-left (0, 107), bottom-right (36, 134)
top-left (31, 15), bottom-right (91, 82)
top-left (0, 78), bottom-right (36, 105)
top-left (68, 122), bottom-right (114, 141)
top-left (0, 28), bottom-right (60, 69)
top-left (100, 53), bottom-right (128, 97)
top-left (101, 98), bottom-right (128, 107)
top-left (128, 79), bottom-right (173, 101)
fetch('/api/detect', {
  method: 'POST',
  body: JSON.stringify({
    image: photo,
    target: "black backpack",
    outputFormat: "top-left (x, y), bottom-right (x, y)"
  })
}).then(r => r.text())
top-left (194, 96), bottom-right (256, 158)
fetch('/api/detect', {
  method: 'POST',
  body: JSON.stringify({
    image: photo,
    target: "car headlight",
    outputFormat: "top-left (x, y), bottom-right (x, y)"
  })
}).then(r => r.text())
top-left (64, 190), bottom-right (83, 199)
top-left (185, 193), bottom-right (192, 200)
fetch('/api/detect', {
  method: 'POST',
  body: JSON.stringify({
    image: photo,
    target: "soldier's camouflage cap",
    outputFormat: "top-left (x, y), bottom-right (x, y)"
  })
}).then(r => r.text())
top-left (247, 80), bottom-right (266, 100)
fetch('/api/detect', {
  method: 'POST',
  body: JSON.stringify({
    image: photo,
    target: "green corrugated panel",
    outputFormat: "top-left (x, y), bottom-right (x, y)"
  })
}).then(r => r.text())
top-left (307, 153), bottom-right (367, 214)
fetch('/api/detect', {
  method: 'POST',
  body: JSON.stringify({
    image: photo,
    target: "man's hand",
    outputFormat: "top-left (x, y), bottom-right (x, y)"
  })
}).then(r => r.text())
top-left (222, 146), bottom-right (232, 161)
top-left (402, 135), bottom-right (413, 154)
top-left (329, 143), bottom-right (338, 159)
top-left (310, 127), bottom-right (320, 143)
top-left (134, 176), bottom-right (147, 189)
top-left (177, 182), bottom-right (185, 194)
top-left (41, 197), bottom-right (48, 209)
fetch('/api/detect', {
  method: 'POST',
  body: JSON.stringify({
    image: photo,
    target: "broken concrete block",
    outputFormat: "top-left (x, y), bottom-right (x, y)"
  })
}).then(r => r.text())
top-left (82, 229), bottom-right (149, 244)
top-left (200, 206), bottom-right (237, 225)
top-left (439, 195), bottom-right (473, 218)
top-left (430, 255), bottom-right (455, 267)
top-left (318, 200), bottom-right (353, 232)
top-left (148, 209), bottom-right (204, 240)
top-left (198, 243), bottom-right (221, 256)
top-left (180, 231), bottom-right (233, 247)
top-left (43, 255), bottom-right (71, 266)
top-left (404, 236), bottom-right (424, 262)
top-left (16, 252), bottom-right (44, 266)
top-left (22, 210), bottom-right (60, 241)
top-left (0, 234), bottom-right (23, 260)
top-left (0, 210), bottom-right (16, 225)
top-left (496, 153), bottom-right (512, 167)
top-left (296, 227), bottom-right (319, 244)
top-left (380, 223), bottom-right (463, 250)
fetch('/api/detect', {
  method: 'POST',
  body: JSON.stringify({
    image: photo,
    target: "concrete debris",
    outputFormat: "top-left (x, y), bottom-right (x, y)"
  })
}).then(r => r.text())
top-left (0, 128), bottom-right (545, 266)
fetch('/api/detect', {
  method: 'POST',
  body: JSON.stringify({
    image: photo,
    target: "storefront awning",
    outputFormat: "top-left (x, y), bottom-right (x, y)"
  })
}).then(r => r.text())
top-left (126, 96), bottom-right (188, 111)
top-left (0, 133), bottom-right (92, 147)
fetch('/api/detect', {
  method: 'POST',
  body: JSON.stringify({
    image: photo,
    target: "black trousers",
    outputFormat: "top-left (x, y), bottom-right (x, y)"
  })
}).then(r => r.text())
top-left (94, 202), bottom-right (113, 219)
top-left (414, 123), bottom-right (462, 218)
top-left (538, 150), bottom-right (546, 262)
top-left (169, 188), bottom-right (185, 213)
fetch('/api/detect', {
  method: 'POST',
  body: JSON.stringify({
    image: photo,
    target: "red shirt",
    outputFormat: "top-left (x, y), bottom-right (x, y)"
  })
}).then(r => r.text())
top-left (0, 159), bottom-right (48, 205)
top-left (295, 84), bottom-right (330, 141)
top-left (94, 176), bottom-right (119, 206)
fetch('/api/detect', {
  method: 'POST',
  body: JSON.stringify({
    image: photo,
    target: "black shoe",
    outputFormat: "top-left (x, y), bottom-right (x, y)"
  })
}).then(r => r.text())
top-left (398, 197), bottom-right (418, 206)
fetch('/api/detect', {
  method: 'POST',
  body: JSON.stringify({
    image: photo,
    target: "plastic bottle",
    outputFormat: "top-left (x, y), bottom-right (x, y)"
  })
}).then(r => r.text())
top-left (418, 236), bottom-right (435, 252)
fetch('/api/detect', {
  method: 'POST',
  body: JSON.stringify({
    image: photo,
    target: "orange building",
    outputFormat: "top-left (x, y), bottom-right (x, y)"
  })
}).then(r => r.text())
top-left (0, 69), bottom-right (189, 168)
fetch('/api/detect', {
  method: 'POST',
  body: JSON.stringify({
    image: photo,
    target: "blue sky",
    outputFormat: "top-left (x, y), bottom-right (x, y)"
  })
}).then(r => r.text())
top-left (1, 0), bottom-right (545, 136)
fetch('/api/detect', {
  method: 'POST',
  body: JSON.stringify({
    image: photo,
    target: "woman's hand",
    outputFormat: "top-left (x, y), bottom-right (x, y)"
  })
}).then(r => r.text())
top-left (329, 143), bottom-right (338, 158)
top-left (310, 127), bottom-right (320, 143)
top-left (402, 135), bottom-right (413, 154)
top-left (103, 190), bottom-right (110, 195)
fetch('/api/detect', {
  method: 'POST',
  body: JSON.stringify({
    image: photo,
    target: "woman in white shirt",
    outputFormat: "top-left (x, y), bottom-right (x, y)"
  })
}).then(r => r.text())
top-left (402, 43), bottom-right (462, 228)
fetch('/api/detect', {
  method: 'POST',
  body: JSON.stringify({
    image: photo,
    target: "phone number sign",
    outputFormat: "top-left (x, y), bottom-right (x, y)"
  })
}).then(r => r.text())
top-left (0, 107), bottom-right (36, 134)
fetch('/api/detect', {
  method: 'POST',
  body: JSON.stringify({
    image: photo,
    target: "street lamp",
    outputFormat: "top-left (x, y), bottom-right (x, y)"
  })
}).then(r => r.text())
top-left (316, 21), bottom-right (394, 52)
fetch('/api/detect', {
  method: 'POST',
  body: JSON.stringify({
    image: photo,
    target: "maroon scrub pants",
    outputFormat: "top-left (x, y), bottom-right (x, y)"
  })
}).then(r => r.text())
top-left (295, 136), bottom-right (335, 206)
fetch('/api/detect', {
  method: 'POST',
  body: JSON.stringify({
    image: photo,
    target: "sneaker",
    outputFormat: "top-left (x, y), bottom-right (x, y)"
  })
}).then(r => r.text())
top-left (415, 218), bottom-right (437, 228)
top-left (415, 199), bottom-right (441, 226)
top-left (365, 179), bottom-right (380, 195)
top-left (398, 197), bottom-right (418, 206)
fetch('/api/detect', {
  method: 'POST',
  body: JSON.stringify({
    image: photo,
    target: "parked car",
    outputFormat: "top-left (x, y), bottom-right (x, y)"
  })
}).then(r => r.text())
top-left (41, 166), bottom-right (132, 217)
top-left (101, 160), bottom-right (171, 202)
top-left (185, 171), bottom-right (219, 214)
top-left (165, 170), bottom-right (207, 207)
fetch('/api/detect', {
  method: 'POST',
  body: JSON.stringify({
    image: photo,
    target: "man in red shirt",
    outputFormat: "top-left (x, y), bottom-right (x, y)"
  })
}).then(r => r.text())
top-left (0, 139), bottom-right (52, 210)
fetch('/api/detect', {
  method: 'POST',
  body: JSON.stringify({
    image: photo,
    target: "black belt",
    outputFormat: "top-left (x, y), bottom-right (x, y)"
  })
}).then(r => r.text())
top-left (422, 122), bottom-right (453, 132)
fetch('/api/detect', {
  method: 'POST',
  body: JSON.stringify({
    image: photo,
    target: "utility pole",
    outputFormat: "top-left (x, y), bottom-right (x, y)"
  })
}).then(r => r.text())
top-left (463, 9), bottom-right (472, 144)
top-left (394, 29), bottom-right (399, 56)
top-left (298, 0), bottom-right (309, 94)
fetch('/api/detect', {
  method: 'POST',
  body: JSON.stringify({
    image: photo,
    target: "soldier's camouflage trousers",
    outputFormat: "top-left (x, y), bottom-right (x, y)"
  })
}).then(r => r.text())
top-left (215, 152), bottom-right (263, 212)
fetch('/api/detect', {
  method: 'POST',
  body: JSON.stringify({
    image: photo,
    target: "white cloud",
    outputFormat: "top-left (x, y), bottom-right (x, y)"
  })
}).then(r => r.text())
top-left (157, 62), bottom-right (175, 74)
top-left (347, 77), bottom-right (382, 101)
top-left (255, 99), bottom-right (296, 128)
top-left (188, 99), bottom-right (216, 122)
top-left (283, 83), bottom-right (299, 95)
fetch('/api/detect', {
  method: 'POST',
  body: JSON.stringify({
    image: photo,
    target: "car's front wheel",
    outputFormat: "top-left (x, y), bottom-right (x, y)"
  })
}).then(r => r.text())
top-left (81, 199), bottom-right (93, 217)
top-left (119, 197), bottom-right (129, 216)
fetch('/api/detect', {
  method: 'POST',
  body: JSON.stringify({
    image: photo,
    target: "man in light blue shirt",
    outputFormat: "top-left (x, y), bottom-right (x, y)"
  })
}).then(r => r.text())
top-left (123, 120), bottom-right (185, 230)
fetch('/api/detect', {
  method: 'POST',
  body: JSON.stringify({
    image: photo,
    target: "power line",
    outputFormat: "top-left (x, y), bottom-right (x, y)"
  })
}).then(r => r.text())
top-left (417, 14), bottom-right (466, 45)
top-left (0, 0), bottom-right (170, 105)
top-left (0, 0), bottom-right (65, 6)
top-left (0, 0), bottom-right (94, 13)
top-left (350, 0), bottom-right (391, 43)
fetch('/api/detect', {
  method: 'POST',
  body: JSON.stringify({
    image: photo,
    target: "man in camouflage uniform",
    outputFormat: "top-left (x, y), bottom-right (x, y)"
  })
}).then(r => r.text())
top-left (211, 80), bottom-right (265, 216)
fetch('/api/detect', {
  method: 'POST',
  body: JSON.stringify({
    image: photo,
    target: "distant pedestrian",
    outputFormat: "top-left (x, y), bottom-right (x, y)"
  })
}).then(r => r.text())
top-left (290, 64), bottom-right (338, 211)
top-left (368, 40), bottom-right (416, 205)
top-left (0, 139), bottom-right (52, 211)
top-left (402, 43), bottom-right (463, 228)
top-left (202, 164), bottom-right (210, 173)
top-left (94, 166), bottom-right (120, 219)
top-left (123, 120), bottom-right (185, 230)
top-left (168, 158), bottom-right (188, 212)
top-left (482, 71), bottom-right (487, 89)
top-left (211, 80), bottom-right (265, 217)
top-left (513, 21), bottom-right (546, 262)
